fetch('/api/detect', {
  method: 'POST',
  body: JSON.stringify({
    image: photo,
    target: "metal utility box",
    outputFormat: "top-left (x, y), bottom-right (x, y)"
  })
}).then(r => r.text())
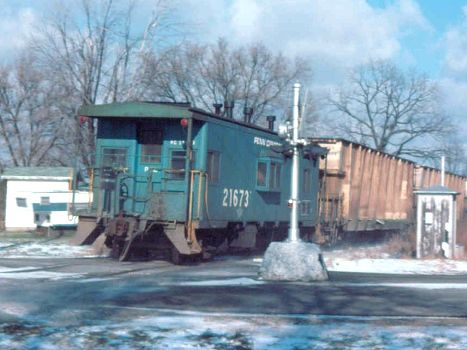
top-left (415, 185), bottom-right (459, 259)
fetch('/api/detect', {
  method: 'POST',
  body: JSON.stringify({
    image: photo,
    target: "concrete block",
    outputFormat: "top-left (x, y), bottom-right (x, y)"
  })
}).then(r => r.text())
top-left (259, 241), bottom-right (328, 281)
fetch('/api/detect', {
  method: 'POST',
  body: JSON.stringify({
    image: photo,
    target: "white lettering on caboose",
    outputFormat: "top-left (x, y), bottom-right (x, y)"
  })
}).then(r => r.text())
top-left (253, 136), bottom-right (281, 148)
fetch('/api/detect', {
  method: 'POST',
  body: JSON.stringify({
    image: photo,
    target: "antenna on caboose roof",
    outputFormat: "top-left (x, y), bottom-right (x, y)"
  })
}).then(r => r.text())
top-left (299, 88), bottom-right (308, 136)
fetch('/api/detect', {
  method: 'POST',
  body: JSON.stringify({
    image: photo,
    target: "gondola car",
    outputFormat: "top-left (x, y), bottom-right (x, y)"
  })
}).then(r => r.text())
top-left (72, 101), bottom-right (325, 262)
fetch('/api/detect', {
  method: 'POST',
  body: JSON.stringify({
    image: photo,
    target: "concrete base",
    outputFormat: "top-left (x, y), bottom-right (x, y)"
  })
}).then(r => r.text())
top-left (259, 241), bottom-right (328, 281)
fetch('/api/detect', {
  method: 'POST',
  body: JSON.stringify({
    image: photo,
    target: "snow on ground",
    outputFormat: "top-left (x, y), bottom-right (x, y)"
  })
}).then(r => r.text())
top-left (1, 310), bottom-right (467, 349)
top-left (0, 266), bottom-right (84, 280)
top-left (2, 234), bottom-right (467, 275)
top-left (177, 277), bottom-right (265, 286)
top-left (0, 236), bottom-right (102, 259)
top-left (323, 242), bottom-right (467, 275)
top-left (325, 257), bottom-right (467, 274)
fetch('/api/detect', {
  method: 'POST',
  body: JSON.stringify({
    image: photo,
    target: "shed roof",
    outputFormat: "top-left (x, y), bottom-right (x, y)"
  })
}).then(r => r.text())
top-left (414, 185), bottom-right (459, 195)
top-left (1, 167), bottom-right (74, 181)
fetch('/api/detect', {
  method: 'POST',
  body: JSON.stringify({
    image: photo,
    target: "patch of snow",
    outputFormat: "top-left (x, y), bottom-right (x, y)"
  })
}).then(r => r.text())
top-left (0, 270), bottom-right (84, 280)
top-left (0, 303), bottom-right (31, 317)
top-left (2, 311), bottom-right (467, 349)
top-left (0, 266), bottom-right (38, 273)
top-left (325, 257), bottom-right (467, 275)
top-left (333, 282), bottom-right (467, 289)
top-left (0, 242), bottom-right (101, 259)
top-left (177, 277), bottom-right (264, 286)
top-left (74, 277), bottom-right (116, 283)
top-left (0, 265), bottom-right (84, 280)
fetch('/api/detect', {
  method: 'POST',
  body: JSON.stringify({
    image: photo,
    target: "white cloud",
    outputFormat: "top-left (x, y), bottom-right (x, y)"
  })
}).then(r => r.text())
top-left (439, 7), bottom-right (467, 142)
top-left (180, 0), bottom-right (430, 86)
top-left (441, 8), bottom-right (467, 76)
top-left (0, 7), bottom-right (38, 59)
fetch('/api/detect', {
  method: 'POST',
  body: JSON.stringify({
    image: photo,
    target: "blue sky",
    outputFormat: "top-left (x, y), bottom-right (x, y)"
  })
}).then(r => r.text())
top-left (0, 0), bottom-right (466, 142)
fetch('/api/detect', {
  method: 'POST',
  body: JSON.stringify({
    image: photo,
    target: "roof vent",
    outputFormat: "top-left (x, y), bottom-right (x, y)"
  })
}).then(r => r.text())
top-left (224, 100), bottom-right (235, 119)
top-left (266, 115), bottom-right (276, 131)
top-left (213, 103), bottom-right (223, 115)
top-left (243, 106), bottom-right (253, 123)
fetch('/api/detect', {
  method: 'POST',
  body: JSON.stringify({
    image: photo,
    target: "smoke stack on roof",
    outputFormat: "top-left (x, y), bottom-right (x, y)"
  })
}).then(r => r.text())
top-left (266, 115), bottom-right (276, 131)
top-left (224, 100), bottom-right (235, 119)
top-left (213, 103), bottom-right (223, 115)
top-left (243, 106), bottom-right (253, 123)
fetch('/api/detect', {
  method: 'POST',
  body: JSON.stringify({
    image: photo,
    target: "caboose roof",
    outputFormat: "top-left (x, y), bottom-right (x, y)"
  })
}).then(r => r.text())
top-left (78, 101), bottom-right (193, 119)
top-left (78, 101), bottom-right (277, 135)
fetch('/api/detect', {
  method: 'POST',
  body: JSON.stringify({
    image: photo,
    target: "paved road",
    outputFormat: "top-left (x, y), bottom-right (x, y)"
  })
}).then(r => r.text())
top-left (1, 255), bottom-right (467, 325)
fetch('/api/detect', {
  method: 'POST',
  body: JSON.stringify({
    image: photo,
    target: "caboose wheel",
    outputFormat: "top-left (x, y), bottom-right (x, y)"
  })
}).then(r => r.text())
top-left (170, 245), bottom-right (182, 265)
top-left (110, 239), bottom-right (122, 259)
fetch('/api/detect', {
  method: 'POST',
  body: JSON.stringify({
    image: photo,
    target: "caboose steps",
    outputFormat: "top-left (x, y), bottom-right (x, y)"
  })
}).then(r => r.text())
top-left (71, 215), bottom-right (104, 246)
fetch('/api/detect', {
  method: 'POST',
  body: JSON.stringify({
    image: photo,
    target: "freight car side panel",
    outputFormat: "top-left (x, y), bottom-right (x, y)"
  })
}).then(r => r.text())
top-left (318, 139), bottom-right (413, 232)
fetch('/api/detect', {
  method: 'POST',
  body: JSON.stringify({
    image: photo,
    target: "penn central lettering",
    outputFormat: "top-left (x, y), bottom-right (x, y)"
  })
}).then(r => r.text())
top-left (253, 136), bottom-right (282, 147)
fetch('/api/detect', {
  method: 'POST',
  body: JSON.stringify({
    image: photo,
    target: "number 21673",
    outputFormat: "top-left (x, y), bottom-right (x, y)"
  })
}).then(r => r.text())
top-left (222, 188), bottom-right (250, 208)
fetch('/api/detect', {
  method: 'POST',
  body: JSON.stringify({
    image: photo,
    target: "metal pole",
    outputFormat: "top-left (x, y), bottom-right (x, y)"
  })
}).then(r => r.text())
top-left (441, 155), bottom-right (445, 187)
top-left (288, 83), bottom-right (301, 242)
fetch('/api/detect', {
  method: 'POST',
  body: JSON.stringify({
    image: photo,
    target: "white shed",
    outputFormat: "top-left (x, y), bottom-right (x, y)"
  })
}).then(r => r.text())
top-left (1, 167), bottom-right (90, 231)
top-left (415, 185), bottom-right (459, 259)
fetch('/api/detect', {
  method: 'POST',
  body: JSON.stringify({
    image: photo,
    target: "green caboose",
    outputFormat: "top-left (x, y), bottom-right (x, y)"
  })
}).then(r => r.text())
top-left (73, 101), bottom-right (325, 262)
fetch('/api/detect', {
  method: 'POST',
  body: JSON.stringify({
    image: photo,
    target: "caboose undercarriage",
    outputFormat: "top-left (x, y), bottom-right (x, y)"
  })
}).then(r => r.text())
top-left (74, 213), bottom-right (308, 264)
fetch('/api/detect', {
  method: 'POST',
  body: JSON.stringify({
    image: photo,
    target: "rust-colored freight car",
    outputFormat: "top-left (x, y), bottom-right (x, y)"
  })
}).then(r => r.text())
top-left (313, 138), bottom-right (466, 242)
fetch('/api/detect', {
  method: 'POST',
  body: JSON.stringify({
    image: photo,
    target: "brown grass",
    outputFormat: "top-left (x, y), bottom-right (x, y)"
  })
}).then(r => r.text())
top-left (385, 231), bottom-right (416, 258)
top-left (457, 215), bottom-right (467, 248)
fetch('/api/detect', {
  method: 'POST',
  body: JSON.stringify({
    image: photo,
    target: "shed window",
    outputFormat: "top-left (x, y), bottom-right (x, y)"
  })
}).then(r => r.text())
top-left (16, 198), bottom-right (27, 207)
top-left (207, 151), bottom-right (220, 183)
top-left (102, 148), bottom-right (127, 168)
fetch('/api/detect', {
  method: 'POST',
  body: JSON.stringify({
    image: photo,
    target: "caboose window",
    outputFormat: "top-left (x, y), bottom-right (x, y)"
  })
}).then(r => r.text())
top-left (303, 168), bottom-right (311, 193)
top-left (102, 148), bottom-right (127, 168)
top-left (170, 150), bottom-right (186, 180)
top-left (301, 200), bottom-right (311, 215)
top-left (207, 151), bottom-right (220, 183)
top-left (141, 144), bottom-right (162, 163)
top-left (269, 162), bottom-right (281, 190)
top-left (138, 128), bottom-right (162, 144)
top-left (257, 162), bottom-right (267, 187)
top-left (257, 158), bottom-right (282, 191)
top-left (139, 128), bottom-right (162, 163)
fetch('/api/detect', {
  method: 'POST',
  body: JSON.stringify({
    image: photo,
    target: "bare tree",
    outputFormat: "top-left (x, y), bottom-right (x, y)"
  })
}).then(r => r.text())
top-left (29, 0), bottom-right (173, 167)
top-left (328, 60), bottom-right (453, 160)
top-left (0, 55), bottom-right (65, 168)
top-left (439, 134), bottom-right (467, 176)
top-left (137, 39), bottom-right (311, 124)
